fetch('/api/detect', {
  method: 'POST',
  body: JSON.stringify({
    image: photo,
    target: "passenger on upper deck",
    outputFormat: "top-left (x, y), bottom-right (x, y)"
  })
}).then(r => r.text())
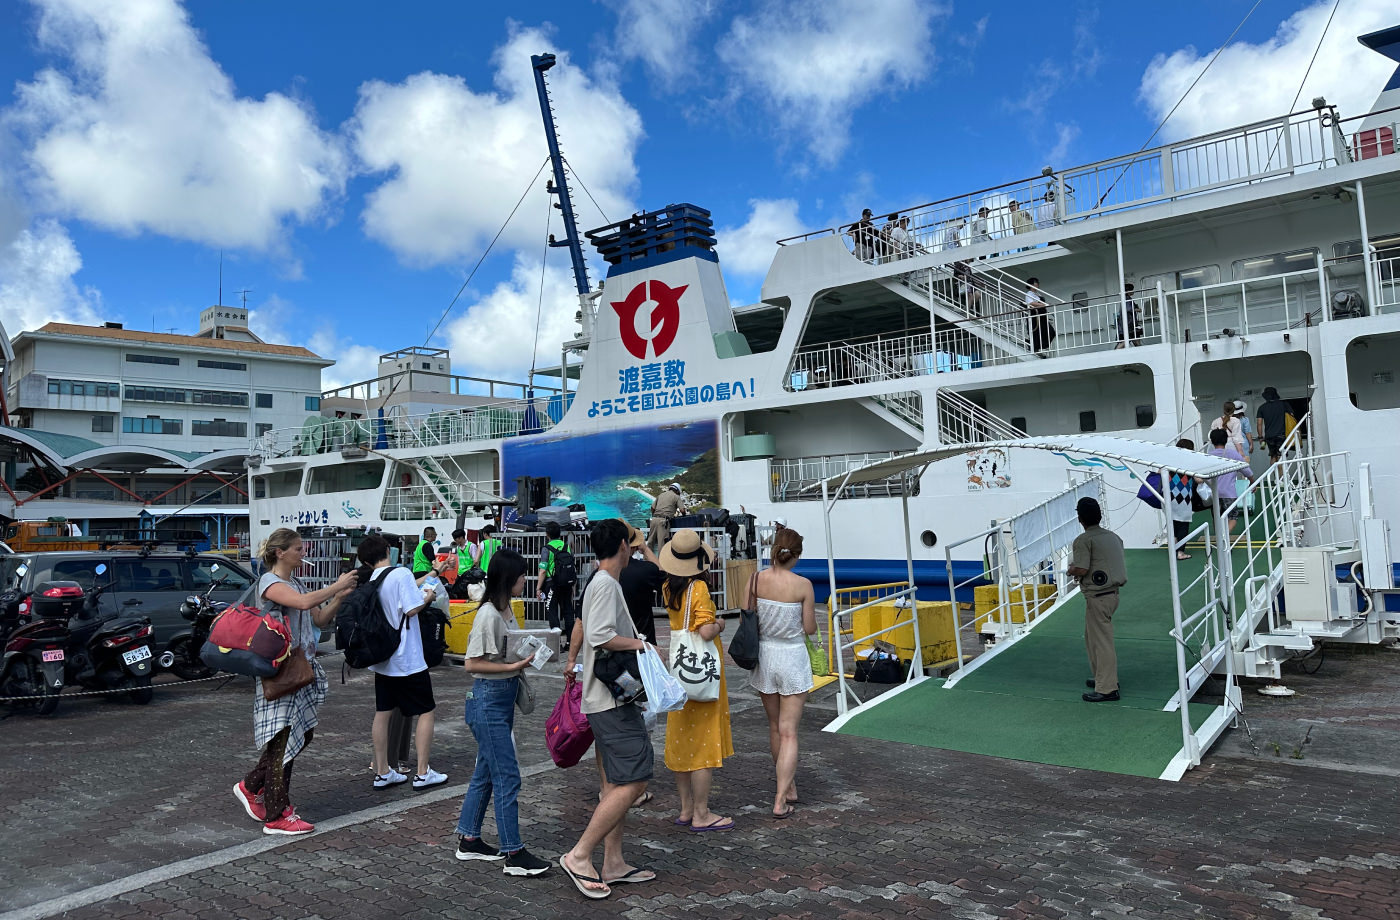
top-left (942, 217), bottom-right (964, 250)
top-left (1036, 187), bottom-right (1060, 227)
top-left (849, 208), bottom-right (877, 261)
top-left (971, 206), bottom-right (992, 246)
top-left (1025, 278), bottom-right (1055, 356)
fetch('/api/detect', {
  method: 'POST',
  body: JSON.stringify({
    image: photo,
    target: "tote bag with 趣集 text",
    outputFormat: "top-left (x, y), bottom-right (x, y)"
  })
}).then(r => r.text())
top-left (667, 587), bottom-right (721, 702)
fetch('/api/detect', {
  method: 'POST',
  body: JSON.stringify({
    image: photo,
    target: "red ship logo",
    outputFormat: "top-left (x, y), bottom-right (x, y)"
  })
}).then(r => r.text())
top-left (612, 279), bottom-right (686, 360)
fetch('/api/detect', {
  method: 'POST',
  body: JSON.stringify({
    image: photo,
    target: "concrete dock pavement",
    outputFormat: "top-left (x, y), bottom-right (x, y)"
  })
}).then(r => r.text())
top-left (2, 642), bottom-right (1399, 920)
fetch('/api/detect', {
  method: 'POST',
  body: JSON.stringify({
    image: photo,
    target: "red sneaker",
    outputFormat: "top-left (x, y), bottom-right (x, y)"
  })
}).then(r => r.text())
top-left (263, 807), bottom-right (314, 836)
top-left (233, 782), bottom-right (266, 822)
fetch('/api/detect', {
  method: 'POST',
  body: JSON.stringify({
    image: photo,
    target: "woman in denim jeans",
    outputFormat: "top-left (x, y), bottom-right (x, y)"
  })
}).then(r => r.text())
top-left (454, 549), bottom-right (551, 877)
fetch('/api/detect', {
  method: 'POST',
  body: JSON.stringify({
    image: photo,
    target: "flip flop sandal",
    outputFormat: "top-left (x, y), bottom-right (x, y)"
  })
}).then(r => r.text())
top-left (606, 868), bottom-right (657, 884)
top-left (634, 791), bottom-right (654, 806)
top-left (772, 806), bottom-right (795, 820)
top-left (673, 818), bottom-right (692, 826)
top-left (559, 856), bottom-right (611, 900)
top-left (690, 817), bottom-right (734, 832)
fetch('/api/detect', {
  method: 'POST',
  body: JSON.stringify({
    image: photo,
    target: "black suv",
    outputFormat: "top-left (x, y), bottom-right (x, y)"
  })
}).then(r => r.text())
top-left (0, 551), bottom-right (255, 650)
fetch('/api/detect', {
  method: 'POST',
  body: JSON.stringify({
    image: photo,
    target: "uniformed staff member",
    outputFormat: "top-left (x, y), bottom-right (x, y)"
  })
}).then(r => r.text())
top-left (477, 524), bottom-right (503, 576)
top-left (646, 482), bottom-right (684, 552)
top-left (1067, 497), bottom-right (1127, 703)
top-left (450, 529), bottom-right (474, 576)
top-left (411, 527), bottom-right (438, 577)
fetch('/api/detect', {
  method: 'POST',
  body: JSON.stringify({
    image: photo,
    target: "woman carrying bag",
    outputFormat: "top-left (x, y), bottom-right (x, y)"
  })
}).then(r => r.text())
top-left (659, 530), bottom-right (734, 832)
top-left (454, 549), bottom-right (551, 877)
top-left (234, 528), bottom-right (357, 836)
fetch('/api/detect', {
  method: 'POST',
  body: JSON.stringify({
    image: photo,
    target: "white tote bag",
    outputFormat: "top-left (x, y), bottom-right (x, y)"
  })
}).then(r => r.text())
top-left (666, 587), bottom-right (722, 702)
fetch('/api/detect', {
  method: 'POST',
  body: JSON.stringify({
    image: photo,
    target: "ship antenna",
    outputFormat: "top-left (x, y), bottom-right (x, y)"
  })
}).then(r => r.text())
top-left (531, 54), bottom-right (594, 337)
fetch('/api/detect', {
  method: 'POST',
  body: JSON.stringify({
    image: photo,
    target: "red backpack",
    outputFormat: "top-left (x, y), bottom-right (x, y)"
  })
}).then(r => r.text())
top-left (202, 603), bottom-right (294, 678)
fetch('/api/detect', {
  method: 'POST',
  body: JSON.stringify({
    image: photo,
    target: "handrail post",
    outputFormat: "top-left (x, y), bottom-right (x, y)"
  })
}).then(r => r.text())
top-left (1165, 466), bottom-right (1199, 766)
top-left (945, 542), bottom-right (964, 679)
top-left (901, 480), bottom-right (921, 682)
top-left (822, 478), bottom-right (846, 714)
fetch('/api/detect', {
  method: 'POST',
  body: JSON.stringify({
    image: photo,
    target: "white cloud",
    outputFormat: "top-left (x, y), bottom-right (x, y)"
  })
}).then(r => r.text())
top-left (716, 0), bottom-right (946, 166)
top-left (350, 27), bottom-right (643, 267)
top-left (603, 0), bottom-right (721, 85)
top-left (441, 254), bottom-right (582, 383)
top-left (1046, 122), bottom-right (1080, 166)
top-left (249, 295), bottom-right (381, 391)
top-left (6, 0), bottom-right (347, 250)
top-left (1139, 0), bottom-right (1397, 141)
top-left (716, 198), bottom-right (809, 277)
top-left (0, 219), bottom-right (105, 332)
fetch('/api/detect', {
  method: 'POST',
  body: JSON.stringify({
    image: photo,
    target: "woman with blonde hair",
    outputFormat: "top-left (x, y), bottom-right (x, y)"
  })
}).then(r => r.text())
top-left (659, 530), bottom-right (734, 832)
top-left (233, 528), bottom-right (357, 835)
top-left (746, 526), bottom-right (817, 819)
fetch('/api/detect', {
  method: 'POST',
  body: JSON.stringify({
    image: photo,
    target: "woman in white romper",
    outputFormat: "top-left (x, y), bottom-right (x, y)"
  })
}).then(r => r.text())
top-left (746, 527), bottom-right (817, 819)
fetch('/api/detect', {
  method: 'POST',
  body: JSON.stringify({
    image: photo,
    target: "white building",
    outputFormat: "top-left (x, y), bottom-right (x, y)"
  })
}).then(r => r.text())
top-left (7, 313), bottom-right (329, 450)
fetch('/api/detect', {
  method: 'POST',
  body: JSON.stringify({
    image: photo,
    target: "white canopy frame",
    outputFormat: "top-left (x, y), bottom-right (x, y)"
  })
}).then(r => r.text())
top-left (813, 436), bottom-right (1249, 774)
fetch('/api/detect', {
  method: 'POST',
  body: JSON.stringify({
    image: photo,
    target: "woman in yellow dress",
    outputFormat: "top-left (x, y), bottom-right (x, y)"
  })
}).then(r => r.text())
top-left (659, 530), bottom-right (734, 832)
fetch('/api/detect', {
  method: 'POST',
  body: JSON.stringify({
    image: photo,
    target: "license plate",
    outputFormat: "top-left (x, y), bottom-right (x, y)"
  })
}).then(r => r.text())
top-left (122, 646), bottom-right (152, 666)
top-left (42, 649), bottom-right (65, 663)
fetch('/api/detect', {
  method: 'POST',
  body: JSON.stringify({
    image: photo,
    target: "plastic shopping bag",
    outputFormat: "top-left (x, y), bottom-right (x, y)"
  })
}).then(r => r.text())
top-left (636, 644), bottom-right (687, 714)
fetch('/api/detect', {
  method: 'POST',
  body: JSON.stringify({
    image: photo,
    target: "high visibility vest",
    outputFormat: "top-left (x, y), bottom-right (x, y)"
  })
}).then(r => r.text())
top-left (455, 545), bottom-right (473, 574)
top-left (478, 538), bottom-right (503, 575)
top-left (412, 540), bottom-right (436, 574)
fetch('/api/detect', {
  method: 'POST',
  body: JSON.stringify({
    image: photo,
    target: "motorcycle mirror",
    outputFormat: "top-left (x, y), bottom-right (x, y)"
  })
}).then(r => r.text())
top-left (95, 563), bottom-right (107, 576)
top-left (211, 563), bottom-right (220, 573)
top-left (14, 563), bottom-right (28, 578)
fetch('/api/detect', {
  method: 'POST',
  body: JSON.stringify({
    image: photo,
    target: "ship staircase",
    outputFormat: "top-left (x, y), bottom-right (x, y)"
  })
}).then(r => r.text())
top-left (814, 432), bottom-right (1396, 780)
top-left (880, 262), bottom-right (1038, 361)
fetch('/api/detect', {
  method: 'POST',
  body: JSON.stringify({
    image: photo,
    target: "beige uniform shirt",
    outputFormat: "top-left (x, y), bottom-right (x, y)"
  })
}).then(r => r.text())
top-left (652, 490), bottom-right (681, 519)
top-left (1070, 525), bottom-right (1128, 593)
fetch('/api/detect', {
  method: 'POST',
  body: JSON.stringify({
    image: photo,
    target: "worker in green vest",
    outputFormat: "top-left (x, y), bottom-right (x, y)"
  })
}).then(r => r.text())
top-left (450, 528), bottom-right (474, 576)
top-left (477, 524), bottom-right (503, 576)
top-left (411, 526), bottom-right (438, 576)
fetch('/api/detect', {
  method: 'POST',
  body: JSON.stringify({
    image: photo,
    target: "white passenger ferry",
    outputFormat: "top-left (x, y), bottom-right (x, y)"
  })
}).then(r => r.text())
top-left (249, 33), bottom-right (1400, 601)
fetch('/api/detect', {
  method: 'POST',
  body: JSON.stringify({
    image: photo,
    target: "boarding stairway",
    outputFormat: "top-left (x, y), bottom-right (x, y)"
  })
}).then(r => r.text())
top-left (881, 262), bottom-right (1043, 361)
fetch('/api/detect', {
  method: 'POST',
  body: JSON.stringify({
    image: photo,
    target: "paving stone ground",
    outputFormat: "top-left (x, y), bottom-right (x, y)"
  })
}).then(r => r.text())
top-left (2, 634), bottom-right (1398, 920)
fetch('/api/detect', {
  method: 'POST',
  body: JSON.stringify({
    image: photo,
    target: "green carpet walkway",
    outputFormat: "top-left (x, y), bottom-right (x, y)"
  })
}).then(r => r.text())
top-left (835, 550), bottom-right (1221, 779)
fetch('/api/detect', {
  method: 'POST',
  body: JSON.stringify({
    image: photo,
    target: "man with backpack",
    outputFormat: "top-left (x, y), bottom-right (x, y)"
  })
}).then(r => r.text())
top-left (539, 521), bottom-right (578, 648)
top-left (348, 534), bottom-right (449, 791)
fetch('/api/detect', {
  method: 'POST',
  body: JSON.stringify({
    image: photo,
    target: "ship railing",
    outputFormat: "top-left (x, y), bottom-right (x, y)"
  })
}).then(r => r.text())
top-left (322, 370), bottom-right (564, 403)
top-left (252, 395), bottom-right (569, 456)
top-left (1165, 267), bottom-right (1322, 342)
top-left (934, 389), bottom-right (1023, 446)
top-left (769, 451), bottom-right (913, 502)
top-left (1373, 253), bottom-right (1400, 314)
top-left (827, 583), bottom-right (925, 712)
top-left (786, 330), bottom-right (933, 391)
top-left (780, 104), bottom-right (1400, 261)
top-left (380, 482), bottom-right (501, 521)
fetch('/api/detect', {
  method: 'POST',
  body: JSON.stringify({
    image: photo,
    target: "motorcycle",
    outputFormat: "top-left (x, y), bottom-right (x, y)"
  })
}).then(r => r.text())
top-left (158, 565), bottom-right (229, 680)
top-left (0, 563), bottom-right (73, 717)
top-left (62, 564), bottom-right (157, 705)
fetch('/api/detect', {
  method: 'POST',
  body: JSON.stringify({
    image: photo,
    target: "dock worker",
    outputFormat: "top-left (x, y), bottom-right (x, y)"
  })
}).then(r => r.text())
top-left (647, 483), bottom-right (684, 552)
top-left (477, 524), bottom-right (503, 576)
top-left (1067, 497), bottom-right (1127, 703)
top-left (411, 527), bottom-right (438, 577)
top-left (450, 529), bottom-right (474, 576)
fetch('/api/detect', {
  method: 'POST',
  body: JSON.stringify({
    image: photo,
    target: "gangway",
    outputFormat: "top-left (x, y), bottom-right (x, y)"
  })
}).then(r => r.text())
top-left (811, 436), bottom-right (1252, 780)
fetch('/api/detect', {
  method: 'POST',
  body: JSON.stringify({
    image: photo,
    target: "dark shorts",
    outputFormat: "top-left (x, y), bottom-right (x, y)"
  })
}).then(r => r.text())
top-left (1265, 435), bottom-right (1284, 457)
top-left (1226, 507), bottom-right (1242, 521)
top-left (374, 670), bottom-right (436, 716)
top-left (587, 704), bottom-right (653, 785)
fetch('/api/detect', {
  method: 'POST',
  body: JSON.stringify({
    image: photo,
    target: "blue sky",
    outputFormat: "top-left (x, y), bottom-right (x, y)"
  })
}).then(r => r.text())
top-left (1, 0), bottom-right (1395, 388)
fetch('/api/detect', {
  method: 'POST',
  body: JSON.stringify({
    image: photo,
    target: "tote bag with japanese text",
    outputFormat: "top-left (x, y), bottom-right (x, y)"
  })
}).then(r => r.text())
top-left (666, 586), bottom-right (721, 702)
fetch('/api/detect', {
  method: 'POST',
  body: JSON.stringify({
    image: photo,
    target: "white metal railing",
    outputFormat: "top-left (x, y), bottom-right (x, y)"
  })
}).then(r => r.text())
top-left (323, 370), bottom-right (564, 403)
top-left (252, 395), bottom-right (571, 457)
top-left (1167, 267), bottom-right (1323, 341)
top-left (769, 451), bottom-right (913, 501)
top-left (829, 584), bottom-right (923, 714)
top-left (789, 105), bottom-right (1400, 263)
top-left (786, 330), bottom-right (933, 391)
top-left (934, 389), bottom-right (1022, 445)
top-left (379, 481), bottom-right (501, 521)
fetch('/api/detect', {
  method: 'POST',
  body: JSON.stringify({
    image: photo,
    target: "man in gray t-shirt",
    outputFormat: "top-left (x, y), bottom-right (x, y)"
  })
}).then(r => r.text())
top-left (561, 519), bottom-right (652, 899)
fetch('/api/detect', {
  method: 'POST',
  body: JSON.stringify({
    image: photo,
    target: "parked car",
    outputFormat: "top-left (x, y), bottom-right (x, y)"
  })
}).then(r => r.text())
top-left (0, 550), bottom-right (256, 649)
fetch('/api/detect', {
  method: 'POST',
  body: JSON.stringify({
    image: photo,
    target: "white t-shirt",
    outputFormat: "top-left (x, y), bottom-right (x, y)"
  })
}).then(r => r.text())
top-left (368, 566), bottom-right (428, 677)
top-left (1024, 288), bottom-right (1045, 307)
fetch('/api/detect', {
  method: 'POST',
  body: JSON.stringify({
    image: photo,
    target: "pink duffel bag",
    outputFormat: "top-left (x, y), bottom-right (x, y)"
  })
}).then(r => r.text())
top-left (545, 677), bottom-right (594, 768)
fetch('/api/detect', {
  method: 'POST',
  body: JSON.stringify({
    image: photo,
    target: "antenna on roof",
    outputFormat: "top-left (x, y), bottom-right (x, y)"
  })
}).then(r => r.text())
top-left (234, 288), bottom-right (252, 309)
top-left (218, 250), bottom-right (223, 306)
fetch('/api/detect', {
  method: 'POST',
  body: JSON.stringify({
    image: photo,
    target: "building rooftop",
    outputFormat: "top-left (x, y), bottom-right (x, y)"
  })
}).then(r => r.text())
top-left (26, 323), bottom-right (329, 362)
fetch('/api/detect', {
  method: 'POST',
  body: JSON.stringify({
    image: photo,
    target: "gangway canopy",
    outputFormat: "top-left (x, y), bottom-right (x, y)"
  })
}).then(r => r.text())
top-left (807, 435), bottom-right (1250, 493)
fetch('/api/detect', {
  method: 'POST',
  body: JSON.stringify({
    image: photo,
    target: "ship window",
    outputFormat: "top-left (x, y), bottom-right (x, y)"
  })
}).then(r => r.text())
top-left (1346, 333), bottom-right (1400, 410)
top-left (1136, 405), bottom-right (1155, 427)
top-left (1332, 234), bottom-right (1400, 262)
top-left (307, 460), bottom-right (385, 494)
top-left (1232, 248), bottom-right (1317, 281)
top-left (1079, 411), bottom-right (1096, 432)
top-left (255, 393), bottom-right (273, 408)
top-left (1176, 265), bottom-right (1219, 289)
top-left (1010, 416), bottom-right (1028, 434)
top-left (265, 470), bottom-right (304, 498)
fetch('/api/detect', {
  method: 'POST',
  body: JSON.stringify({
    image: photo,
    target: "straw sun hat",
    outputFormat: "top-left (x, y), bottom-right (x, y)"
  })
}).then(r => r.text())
top-left (658, 528), bottom-right (714, 577)
top-left (622, 520), bottom-right (645, 550)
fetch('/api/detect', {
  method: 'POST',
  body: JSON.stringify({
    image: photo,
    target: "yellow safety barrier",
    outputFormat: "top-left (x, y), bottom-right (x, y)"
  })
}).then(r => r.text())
top-left (975, 583), bottom-right (1057, 629)
top-left (446, 599), bottom-right (525, 655)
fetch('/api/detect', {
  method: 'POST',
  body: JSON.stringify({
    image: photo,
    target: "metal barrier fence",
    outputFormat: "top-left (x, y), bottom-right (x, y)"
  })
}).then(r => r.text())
top-left (829, 583), bottom-right (922, 715)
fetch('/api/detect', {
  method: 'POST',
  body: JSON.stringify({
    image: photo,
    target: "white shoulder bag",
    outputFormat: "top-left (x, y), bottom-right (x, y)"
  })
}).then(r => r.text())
top-left (666, 585), bottom-right (722, 702)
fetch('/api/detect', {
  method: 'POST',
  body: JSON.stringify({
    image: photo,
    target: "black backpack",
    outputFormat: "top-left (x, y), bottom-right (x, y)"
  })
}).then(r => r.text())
top-left (549, 544), bottom-right (578, 591)
top-left (336, 567), bottom-right (407, 669)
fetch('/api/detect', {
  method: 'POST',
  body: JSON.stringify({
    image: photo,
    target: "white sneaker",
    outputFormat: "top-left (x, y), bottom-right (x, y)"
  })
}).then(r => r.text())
top-left (373, 768), bottom-right (408, 789)
top-left (413, 767), bottom-right (448, 789)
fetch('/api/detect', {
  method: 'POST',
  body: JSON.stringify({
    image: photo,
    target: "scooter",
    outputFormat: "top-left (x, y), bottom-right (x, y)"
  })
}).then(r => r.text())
top-left (0, 563), bottom-right (77, 717)
top-left (62, 564), bottom-right (157, 705)
top-left (158, 565), bottom-right (229, 680)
